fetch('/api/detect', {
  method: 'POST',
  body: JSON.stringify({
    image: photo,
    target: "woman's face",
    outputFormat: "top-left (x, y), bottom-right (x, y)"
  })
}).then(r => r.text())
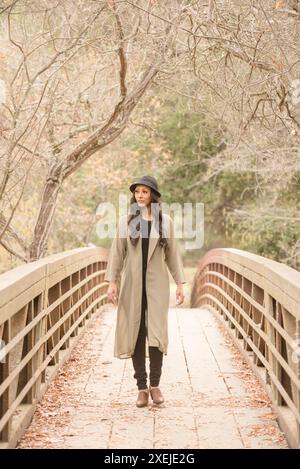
top-left (134, 185), bottom-right (152, 208)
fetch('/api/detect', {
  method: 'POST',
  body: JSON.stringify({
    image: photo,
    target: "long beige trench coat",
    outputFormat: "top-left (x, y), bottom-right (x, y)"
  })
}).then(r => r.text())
top-left (104, 212), bottom-right (186, 359)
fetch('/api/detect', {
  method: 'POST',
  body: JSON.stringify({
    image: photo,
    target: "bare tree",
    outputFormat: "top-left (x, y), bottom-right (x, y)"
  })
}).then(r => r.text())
top-left (1, 0), bottom-right (300, 264)
top-left (175, 0), bottom-right (300, 187)
top-left (0, 0), bottom-right (192, 260)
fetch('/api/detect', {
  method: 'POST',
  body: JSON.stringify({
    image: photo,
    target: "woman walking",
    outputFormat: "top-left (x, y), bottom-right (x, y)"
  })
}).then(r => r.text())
top-left (104, 175), bottom-right (186, 407)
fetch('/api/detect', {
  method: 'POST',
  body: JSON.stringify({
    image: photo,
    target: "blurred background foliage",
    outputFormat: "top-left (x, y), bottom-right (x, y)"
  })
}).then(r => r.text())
top-left (1, 91), bottom-right (299, 272)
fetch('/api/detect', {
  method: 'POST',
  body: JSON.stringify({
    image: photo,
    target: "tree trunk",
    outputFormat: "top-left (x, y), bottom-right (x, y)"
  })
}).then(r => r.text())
top-left (29, 163), bottom-right (63, 260)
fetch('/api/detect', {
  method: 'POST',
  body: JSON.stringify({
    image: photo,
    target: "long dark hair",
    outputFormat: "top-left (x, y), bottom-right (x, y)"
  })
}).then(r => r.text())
top-left (127, 190), bottom-right (168, 248)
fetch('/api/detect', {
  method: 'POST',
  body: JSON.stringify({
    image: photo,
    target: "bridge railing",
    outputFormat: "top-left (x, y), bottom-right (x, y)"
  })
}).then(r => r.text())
top-left (191, 248), bottom-right (300, 449)
top-left (0, 247), bottom-right (109, 448)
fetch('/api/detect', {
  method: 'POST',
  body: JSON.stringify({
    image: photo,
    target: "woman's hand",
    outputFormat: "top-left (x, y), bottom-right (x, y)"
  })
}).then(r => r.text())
top-left (107, 281), bottom-right (118, 306)
top-left (176, 283), bottom-right (185, 306)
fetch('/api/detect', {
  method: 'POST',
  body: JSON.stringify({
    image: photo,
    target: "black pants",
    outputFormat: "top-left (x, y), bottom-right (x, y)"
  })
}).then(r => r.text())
top-left (132, 298), bottom-right (163, 390)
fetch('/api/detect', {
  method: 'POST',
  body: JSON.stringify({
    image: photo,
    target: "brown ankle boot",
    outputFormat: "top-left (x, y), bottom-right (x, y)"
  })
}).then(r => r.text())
top-left (136, 389), bottom-right (149, 408)
top-left (149, 386), bottom-right (164, 404)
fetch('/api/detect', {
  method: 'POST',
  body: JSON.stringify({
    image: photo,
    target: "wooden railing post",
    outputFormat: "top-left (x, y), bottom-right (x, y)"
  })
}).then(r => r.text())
top-left (0, 321), bottom-right (11, 442)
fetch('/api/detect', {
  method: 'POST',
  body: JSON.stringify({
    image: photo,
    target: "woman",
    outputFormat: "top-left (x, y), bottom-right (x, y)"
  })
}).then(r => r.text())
top-left (104, 175), bottom-right (186, 407)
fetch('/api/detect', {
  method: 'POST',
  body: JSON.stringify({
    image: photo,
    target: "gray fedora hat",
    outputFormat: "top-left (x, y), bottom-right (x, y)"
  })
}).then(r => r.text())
top-left (129, 175), bottom-right (161, 197)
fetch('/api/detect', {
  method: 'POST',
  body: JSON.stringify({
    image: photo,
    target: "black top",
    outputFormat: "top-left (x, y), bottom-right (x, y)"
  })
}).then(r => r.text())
top-left (141, 218), bottom-right (152, 309)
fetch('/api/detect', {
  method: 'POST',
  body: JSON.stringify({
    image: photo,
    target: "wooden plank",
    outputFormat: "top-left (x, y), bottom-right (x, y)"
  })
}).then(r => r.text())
top-left (16, 307), bottom-right (288, 449)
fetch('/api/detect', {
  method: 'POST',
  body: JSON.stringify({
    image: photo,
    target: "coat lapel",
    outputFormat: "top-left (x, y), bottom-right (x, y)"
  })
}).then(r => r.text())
top-left (147, 218), bottom-right (160, 265)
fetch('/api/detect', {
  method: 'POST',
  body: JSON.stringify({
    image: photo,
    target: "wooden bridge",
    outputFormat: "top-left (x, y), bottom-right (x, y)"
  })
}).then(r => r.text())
top-left (0, 247), bottom-right (299, 449)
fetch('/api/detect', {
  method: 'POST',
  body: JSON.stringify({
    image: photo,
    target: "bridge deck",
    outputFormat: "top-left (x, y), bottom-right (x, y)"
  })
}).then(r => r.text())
top-left (17, 306), bottom-right (288, 449)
